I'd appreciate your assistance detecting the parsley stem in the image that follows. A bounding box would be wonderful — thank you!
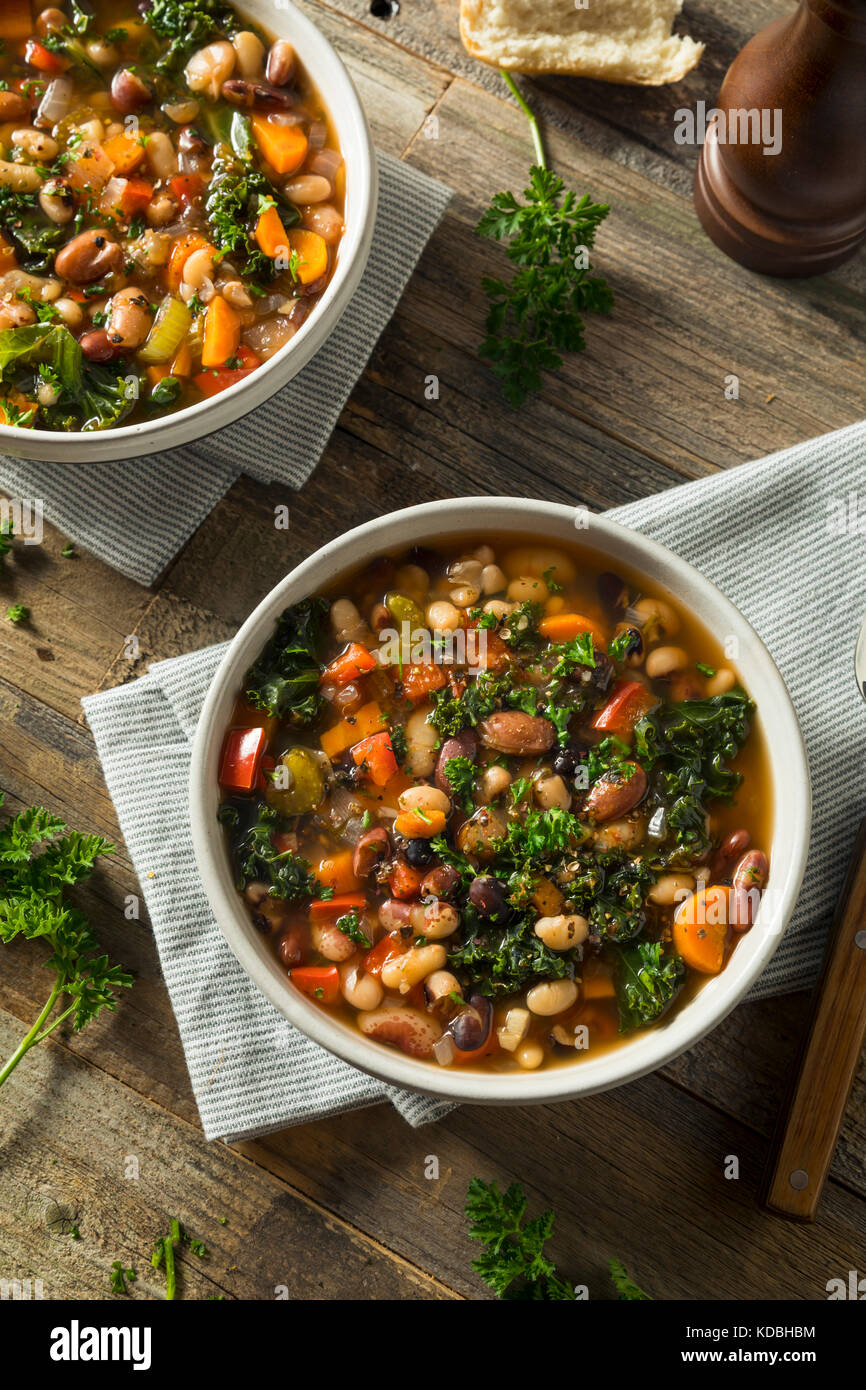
[0,979,62,1087]
[500,70,546,169]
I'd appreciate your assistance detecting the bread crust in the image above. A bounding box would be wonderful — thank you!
[459,0,704,86]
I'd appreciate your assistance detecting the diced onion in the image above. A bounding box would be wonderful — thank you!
[37,77,73,128]
[308,120,327,150]
[433,1034,456,1067]
[309,147,342,183]
[138,295,192,365]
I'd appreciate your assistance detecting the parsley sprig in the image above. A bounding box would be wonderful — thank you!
[476,72,614,408]
[0,797,132,1089]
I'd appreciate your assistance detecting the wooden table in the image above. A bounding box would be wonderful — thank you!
[2,0,865,1301]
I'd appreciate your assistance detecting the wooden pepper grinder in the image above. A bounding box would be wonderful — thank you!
[694,0,866,276]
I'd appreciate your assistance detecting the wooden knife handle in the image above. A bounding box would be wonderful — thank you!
[763,816,866,1220]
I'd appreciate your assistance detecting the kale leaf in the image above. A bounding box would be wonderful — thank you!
[244,597,330,724]
[218,802,316,901]
[615,940,684,1032]
[146,0,239,74]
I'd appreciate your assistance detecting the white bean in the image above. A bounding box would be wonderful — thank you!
[648,872,696,906]
[534,774,571,812]
[185,40,236,101]
[526,978,578,1016]
[516,1040,545,1069]
[380,944,447,993]
[633,597,680,639]
[398,784,450,816]
[706,667,736,696]
[232,30,265,79]
[507,575,548,603]
[481,563,507,595]
[12,127,58,160]
[426,599,461,631]
[145,131,177,182]
[339,960,383,1011]
[533,914,589,951]
[284,174,332,204]
[0,161,41,192]
[405,704,438,778]
[480,764,511,801]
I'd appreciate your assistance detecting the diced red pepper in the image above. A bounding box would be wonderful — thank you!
[592,680,658,740]
[290,965,340,1005]
[170,173,204,207]
[321,642,377,686]
[24,39,67,73]
[193,345,261,398]
[350,730,398,787]
[219,726,267,792]
[363,932,407,978]
[309,892,367,918]
[388,858,426,900]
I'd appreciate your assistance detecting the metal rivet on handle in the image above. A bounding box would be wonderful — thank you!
[789,1169,809,1190]
[855,931,866,950]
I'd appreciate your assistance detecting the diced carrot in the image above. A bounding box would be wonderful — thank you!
[170,173,204,206]
[25,38,67,73]
[538,612,606,645]
[167,233,212,293]
[393,808,446,839]
[0,234,16,273]
[322,642,377,686]
[673,886,730,974]
[201,296,241,369]
[120,177,153,215]
[170,341,193,377]
[255,203,290,259]
[289,965,340,1004]
[250,113,308,174]
[581,956,616,1000]
[388,859,426,901]
[350,730,397,787]
[287,228,328,286]
[309,893,367,918]
[0,0,32,40]
[319,701,386,760]
[363,932,407,978]
[192,344,260,397]
[472,629,510,671]
[593,680,658,740]
[102,131,146,176]
[402,662,447,703]
[146,364,171,386]
[0,390,35,427]
[315,850,360,896]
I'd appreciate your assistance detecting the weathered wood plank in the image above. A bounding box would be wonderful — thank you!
[0,1013,457,1300]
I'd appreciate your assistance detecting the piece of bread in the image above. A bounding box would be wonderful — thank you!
[460,0,704,85]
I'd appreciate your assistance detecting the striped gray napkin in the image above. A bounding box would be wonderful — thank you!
[0,152,452,586]
[82,418,865,1141]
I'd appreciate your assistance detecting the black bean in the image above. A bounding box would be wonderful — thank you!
[405,837,434,867]
[468,875,510,922]
[449,994,493,1053]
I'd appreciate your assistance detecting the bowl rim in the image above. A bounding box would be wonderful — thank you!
[189,497,812,1104]
[0,0,377,461]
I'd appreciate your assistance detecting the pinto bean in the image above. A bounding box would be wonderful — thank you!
[311,920,357,962]
[352,826,390,878]
[266,38,296,86]
[54,229,123,284]
[434,730,478,794]
[276,926,307,968]
[107,287,153,350]
[378,898,412,931]
[358,1005,442,1057]
[478,711,556,755]
[0,91,31,121]
[711,828,751,881]
[731,850,769,930]
[585,763,647,823]
[110,68,153,114]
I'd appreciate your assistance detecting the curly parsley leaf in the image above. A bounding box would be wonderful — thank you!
[465,1177,575,1300]
[609,1257,652,1300]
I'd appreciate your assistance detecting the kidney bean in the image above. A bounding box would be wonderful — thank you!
[54,229,123,283]
[434,729,478,795]
[266,38,295,86]
[448,994,493,1053]
[79,329,119,362]
[420,864,460,899]
[0,91,30,121]
[110,67,153,113]
[352,826,389,878]
[358,1006,442,1057]
[478,711,556,755]
[711,828,751,881]
[221,77,293,108]
[585,763,647,822]
[468,875,510,922]
[277,926,307,968]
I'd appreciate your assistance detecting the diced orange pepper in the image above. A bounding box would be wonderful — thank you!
[170,173,204,206]
[593,680,658,740]
[102,131,147,176]
[315,850,361,896]
[393,808,446,839]
[402,662,447,703]
[287,228,328,286]
[201,296,241,369]
[25,38,67,73]
[250,114,308,174]
[322,642,377,686]
[320,701,386,760]
[120,177,154,215]
[388,859,426,900]
[350,730,397,787]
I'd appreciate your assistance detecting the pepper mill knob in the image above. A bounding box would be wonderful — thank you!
[694,0,866,276]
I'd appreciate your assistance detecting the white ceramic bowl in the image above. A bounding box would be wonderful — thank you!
[0,0,376,463]
[189,498,811,1105]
